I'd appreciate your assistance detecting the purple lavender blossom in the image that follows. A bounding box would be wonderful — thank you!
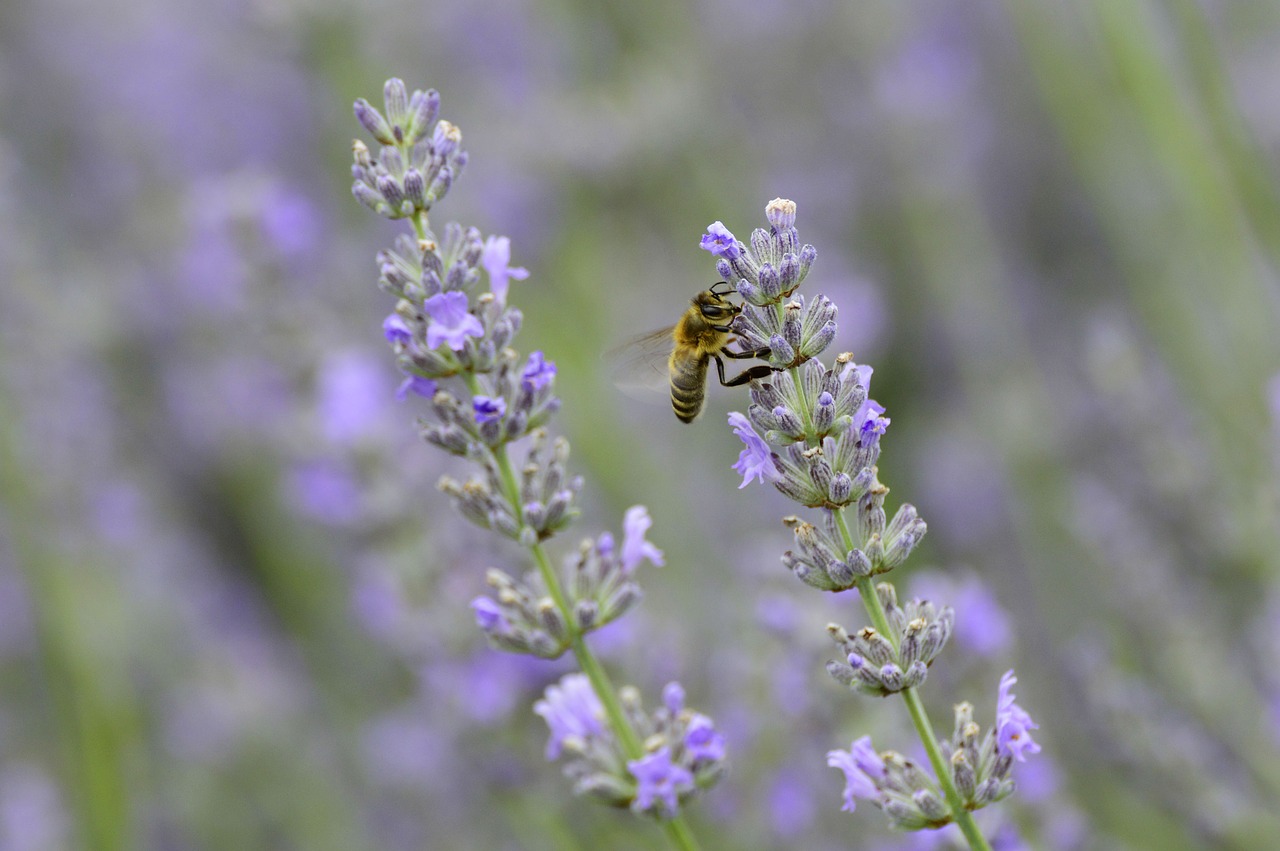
[859,401,890,445]
[684,714,726,762]
[995,670,1041,762]
[728,412,779,488]
[481,235,529,302]
[534,674,606,760]
[285,461,362,524]
[826,736,886,812]
[620,505,664,571]
[423,291,484,350]
[395,375,437,401]
[663,681,685,713]
[699,220,742,260]
[471,597,512,634]
[521,351,556,391]
[473,396,506,423]
[382,313,412,345]
[848,365,890,444]
[628,746,694,818]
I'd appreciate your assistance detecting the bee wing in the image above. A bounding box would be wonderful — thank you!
[606,326,674,399]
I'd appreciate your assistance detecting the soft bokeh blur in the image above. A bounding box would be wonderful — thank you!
[3,0,1280,848]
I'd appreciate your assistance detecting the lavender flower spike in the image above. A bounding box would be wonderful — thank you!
[352,80,723,845]
[704,200,1032,846]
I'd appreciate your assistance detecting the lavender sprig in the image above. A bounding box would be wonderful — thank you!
[704,200,1041,849]
[349,80,717,850]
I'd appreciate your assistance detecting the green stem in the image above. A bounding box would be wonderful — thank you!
[833,511,991,851]
[462,371,700,851]
[899,688,991,851]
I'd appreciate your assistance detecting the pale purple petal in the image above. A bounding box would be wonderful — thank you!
[423,291,484,351]
[728,412,779,488]
[621,505,664,571]
[482,235,529,302]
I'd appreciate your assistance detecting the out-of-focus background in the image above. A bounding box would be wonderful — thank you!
[3,0,1280,848]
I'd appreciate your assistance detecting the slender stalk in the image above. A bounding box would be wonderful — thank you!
[462,372,701,851]
[833,511,992,851]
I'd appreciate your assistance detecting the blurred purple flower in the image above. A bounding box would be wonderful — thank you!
[620,505,664,571]
[473,395,506,423]
[350,568,407,643]
[395,374,437,401]
[699,221,741,260]
[995,670,1041,762]
[258,186,322,259]
[663,681,685,713]
[628,746,693,818]
[361,711,453,788]
[534,674,606,760]
[767,767,816,839]
[520,350,556,391]
[481,235,529,302]
[285,461,362,525]
[423,651,543,726]
[164,356,291,452]
[471,597,511,634]
[0,764,69,851]
[728,412,778,488]
[826,735,885,813]
[423,291,484,351]
[910,571,1011,658]
[177,225,247,313]
[1013,752,1061,803]
[382,313,412,345]
[317,349,392,445]
[683,714,726,762]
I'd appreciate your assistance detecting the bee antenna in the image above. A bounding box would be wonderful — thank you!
[710,280,733,295]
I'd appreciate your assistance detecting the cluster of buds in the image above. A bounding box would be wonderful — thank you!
[380,227,528,385]
[535,675,727,819]
[470,506,663,655]
[701,200,826,372]
[824,584,954,695]
[779,483,927,590]
[421,348,560,454]
[351,79,466,219]
[438,427,580,542]
[827,671,1039,829]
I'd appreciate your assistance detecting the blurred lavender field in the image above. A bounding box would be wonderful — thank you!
[3,0,1280,848]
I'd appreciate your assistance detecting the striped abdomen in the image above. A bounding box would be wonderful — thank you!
[669,348,711,423]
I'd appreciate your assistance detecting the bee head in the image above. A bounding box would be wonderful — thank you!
[694,282,742,323]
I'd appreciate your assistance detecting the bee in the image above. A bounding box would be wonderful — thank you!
[613,282,775,423]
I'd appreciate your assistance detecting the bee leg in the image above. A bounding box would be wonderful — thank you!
[714,355,779,387]
[722,345,772,360]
